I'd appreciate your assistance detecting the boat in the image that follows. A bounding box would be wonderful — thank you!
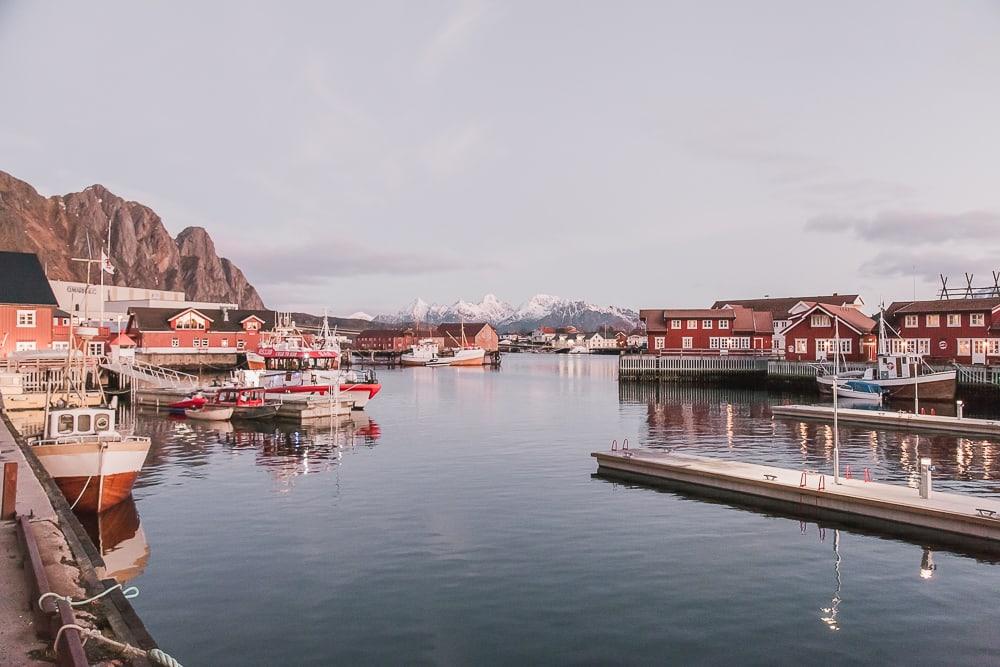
[833,379,884,403]
[209,386,279,420]
[184,405,234,421]
[568,346,591,355]
[168,392,209,412]
[815,305,957,400]
[401,339,441,366]
[30,405,151,513]
[426,356,454,368]
[439,322,486,366]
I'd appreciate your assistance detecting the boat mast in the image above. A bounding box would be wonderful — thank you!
[878,302,888,356]
[833,315,840,485]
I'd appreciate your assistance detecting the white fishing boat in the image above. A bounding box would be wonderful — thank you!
[30,406,151,513]
[401,339,441,366]
[184,405,234,421]
[833,379,884,404]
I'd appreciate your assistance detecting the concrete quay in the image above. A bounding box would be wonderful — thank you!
[592,448,1000,550]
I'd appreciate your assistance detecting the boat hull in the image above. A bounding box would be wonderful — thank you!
[817,371,957,400]
[449,349,486,366]
[232,405,279,420]
[185,406,234,421]
[34,439,150,513]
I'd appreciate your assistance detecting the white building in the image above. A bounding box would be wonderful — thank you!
[49,280,237,320]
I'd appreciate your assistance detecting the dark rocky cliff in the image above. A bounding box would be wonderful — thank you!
[0,170,264,309]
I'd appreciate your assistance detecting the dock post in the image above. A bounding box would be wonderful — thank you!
[956,400,964,420]
[2,461,16,520]
[919,458,933,499]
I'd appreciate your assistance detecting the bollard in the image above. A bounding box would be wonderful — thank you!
[800,472,808,488]
[611,439,618,451]
[919,458,933,499]
[817,475,826,491]
[1,461,16,520]
[930,408,936,416]
[844,465,852,479]
[864,468,872,482]
[956,400,964,420]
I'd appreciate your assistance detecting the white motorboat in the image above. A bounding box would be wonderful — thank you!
[184,405,234,421]
[401,339,441,366]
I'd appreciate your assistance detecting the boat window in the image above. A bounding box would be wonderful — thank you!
[77,414,92,431]
[58,414,74,433]
[95,414,110,431]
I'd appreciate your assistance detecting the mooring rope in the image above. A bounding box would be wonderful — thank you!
[68,475,93,510]
[53,623,184,667]
[38,582,138,610]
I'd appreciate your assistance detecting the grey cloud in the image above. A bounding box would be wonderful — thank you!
[807,210,1000,244]
[859,247,999,281]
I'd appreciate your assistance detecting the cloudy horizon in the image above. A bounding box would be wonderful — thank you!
[2,1,999,315]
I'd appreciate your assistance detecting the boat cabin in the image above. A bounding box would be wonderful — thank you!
[877,354,927,381]
[46,407,117,439]
[261,351,339,372]
[213,387,269,406]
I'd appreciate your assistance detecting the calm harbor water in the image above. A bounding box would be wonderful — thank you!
[116,355,1000,665]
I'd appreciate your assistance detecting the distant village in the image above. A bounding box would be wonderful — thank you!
[3,249,1000,368]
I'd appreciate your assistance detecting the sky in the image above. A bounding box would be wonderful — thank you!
[2,1,1000,316]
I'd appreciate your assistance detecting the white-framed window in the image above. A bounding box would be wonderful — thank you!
[971,313,986,327]
[173,313,207,330]
[16,310,36,328]
[193,338,201,348]
[926,314,940,327]
[702,319,713,329]
[671,319,682,329]
[917,339,930,355]
[958,339,971,356]
[201,338,209,347]
[51,341,69,351]
[947,314,961,327]
[15,341,36,351]
[686,320,697,329]
[989,339,1000,355]
[653,336,665,350]
[811,314,831,328]
[171,337,179,348]
[88,341,104,356]
[904,314,918,328]
[221,338,229,347]
[837,339,852,353]
[237,339,246,350]
[682,337,693,349]
[795,339,807,353]
[718,320,729,330]
[709,337,720,349]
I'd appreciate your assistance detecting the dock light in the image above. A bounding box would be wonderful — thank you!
[956,400,964,420]
[919,458,933,499]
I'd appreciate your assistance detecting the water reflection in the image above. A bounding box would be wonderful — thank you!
[78,497,150,584]
[626,383,1000,497]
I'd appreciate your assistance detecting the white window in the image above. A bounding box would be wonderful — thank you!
[671,319,682,329]
[926,314,940,327]
[237,340,246,350]
[811,314,831,328]
[16,310,36,328]
[686,320,697,329]
[838,339,852,353]
[904,314,918,328]
[201,338,209,347]
[709,337,720,349]
[171,338,180,348]
[51,341,69,351]
[174,313,207,330]
[971,313,986,327]
[947,314,961,327]
[88,342,104,356]
[682,337,693,349]
[795,339,807,353]
[193,338,201,348]
[702,319,713,329]
[15,341,36,351]
[989,339,1000,355]
[221,338,229,347]
[653,336,665,350]
[958,339,971,356]
[917,339,930,355]
[718,320,729,330]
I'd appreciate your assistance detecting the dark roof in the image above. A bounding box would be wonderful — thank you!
[54,308,71,318]
[128,307,277,332]
[436,322,493,341]
[712,294,861,319]
[662,309,737,319]
[0,251,58,306]
[782,302,876,335]
[886,298,1000,317]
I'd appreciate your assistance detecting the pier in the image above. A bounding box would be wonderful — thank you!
[592,448,1000,549]
[771,404,1000,437]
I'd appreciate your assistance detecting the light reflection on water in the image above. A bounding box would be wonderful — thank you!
[120,355,1000,665]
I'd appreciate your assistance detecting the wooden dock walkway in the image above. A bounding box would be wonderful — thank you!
[592,448,1000,547]
[771,404,1000,437]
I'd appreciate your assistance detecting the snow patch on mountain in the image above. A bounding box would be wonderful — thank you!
[374,294,638,331]
[344,311,374,321]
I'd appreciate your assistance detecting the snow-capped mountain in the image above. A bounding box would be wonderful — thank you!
[374,294,638,332]
[344,311,374,321]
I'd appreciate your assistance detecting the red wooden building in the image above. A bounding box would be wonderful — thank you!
[884,298,1000,365]
[779,303,877,362]
[0,251,60,357]
[126,307,270,354]
[639,306,773,354]
[436,322,499,352]
[355,329,415,351]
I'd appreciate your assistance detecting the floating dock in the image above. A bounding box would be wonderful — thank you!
[592,448,1000,547]
[134,387,356,420]
[771,404,1000,437]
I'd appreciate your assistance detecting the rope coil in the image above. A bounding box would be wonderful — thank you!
[53,624,184,667]
[38,582,138,611]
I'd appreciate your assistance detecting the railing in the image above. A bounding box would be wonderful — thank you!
[619,354,768,378]
[651,348,777,358]
[101,358,199,388]
[954,364,1000,386]
[767,360,873,378]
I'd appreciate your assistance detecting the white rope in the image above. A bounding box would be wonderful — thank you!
[68,475,93,510]
[38,582,138,610]
[53,623,184,666]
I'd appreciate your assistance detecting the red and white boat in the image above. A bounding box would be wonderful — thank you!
[247,312,381,409]
[30,406,151,514]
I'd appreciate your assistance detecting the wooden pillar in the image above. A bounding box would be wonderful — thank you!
[1,461,16,520]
